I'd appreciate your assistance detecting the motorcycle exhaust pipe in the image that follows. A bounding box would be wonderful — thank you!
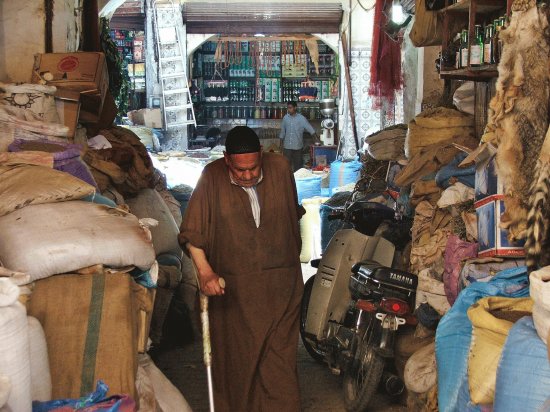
[381,372,405,397]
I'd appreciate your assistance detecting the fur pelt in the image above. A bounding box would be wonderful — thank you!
[485,0,550,242]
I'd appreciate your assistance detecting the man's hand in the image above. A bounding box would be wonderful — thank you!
[198,270,225,296]
[187,243,225,296]
[312,133,322,145]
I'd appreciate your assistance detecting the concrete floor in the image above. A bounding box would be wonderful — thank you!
[153,264,407,412]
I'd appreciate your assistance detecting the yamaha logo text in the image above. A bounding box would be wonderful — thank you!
[389,272,413,285]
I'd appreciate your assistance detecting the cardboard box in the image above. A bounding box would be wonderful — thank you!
[32,52,109,123]
[143,108,162,128]
[129,108,162,129]
[474,151,504,204]
[476,195,525,258]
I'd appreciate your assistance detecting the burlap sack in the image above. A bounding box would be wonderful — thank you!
[405,120,475,160]
[414,107,474,129]
[467,296,533,404]
[0,163,95,217]
[27,273,141,400]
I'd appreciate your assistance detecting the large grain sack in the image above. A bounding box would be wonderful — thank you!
[404,342,437,394]
[0,376,10,410]
[416,269,450,316]
[0,278,31,412]
[405,119,475,159]
[27,273,139,400]
[494,317,550,412]
[27,316,51,402]
[529,266,550,344]
[126,188,182,259]
[467,296,533,405]
[0,201,155,281]
[138,354,192,412]
[436,267,530,412]
[300,197,326,263]
[365,124,407,161]
[0,164,95,217]
[0,106,69,152]
[415,107,474,129]
[0,82,60,123]
[157,189,182,226]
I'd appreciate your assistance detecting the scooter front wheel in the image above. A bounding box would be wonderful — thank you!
[342,342,384,411]
[299,275,325,363]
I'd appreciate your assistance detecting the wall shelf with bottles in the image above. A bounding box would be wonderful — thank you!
[191,38,338,123]
[439,0,510,81]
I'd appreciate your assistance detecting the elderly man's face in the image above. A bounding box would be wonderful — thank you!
[224,151,262,187]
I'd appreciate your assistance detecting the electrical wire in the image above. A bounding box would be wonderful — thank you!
[357,0,376,11]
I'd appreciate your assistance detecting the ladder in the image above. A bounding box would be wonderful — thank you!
[152,1,196,129]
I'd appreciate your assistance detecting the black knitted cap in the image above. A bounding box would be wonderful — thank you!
[225,126,261,154]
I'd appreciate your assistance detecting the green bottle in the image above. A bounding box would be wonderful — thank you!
[460,30,469,68]
[470,25,483,66]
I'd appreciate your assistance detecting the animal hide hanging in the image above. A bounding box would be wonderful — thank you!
[484,0,550,247]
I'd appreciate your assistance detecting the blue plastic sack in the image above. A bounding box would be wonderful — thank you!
[436,266,530,412]
[81,193,117,208]
[131,266,157,288]
[295,175,322,204]
[329,158,362,195]
[493,316,550,412]
[33,380,135,412]
[435,152,476,189]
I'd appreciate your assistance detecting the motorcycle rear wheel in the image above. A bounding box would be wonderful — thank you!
[299,275,325,363]
[342,343,384,411]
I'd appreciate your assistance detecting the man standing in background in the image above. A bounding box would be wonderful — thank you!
[279,101,319,171]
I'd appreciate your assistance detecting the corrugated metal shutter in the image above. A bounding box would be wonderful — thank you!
[183,2,343,34]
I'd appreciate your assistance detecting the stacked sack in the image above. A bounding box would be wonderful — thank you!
[393,107,480,410]
[0,86,191,409]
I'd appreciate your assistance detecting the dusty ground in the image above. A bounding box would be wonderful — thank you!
[154,338,407,412]
[153,264,408,411]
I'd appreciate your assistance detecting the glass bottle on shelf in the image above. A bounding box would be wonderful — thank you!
[255,106,260,119]
[484,24,494,65]
[470,25,483,67]
[492,19,502,64]
[460,29,469,68]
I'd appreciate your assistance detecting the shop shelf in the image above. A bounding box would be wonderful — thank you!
[439,64,498,80]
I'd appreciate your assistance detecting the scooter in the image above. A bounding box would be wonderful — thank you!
[300,190,416,411]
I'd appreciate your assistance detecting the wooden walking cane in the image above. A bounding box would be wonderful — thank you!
[192,261,225,412]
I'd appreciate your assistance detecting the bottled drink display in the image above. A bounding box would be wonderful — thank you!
[450,15,507,70]
[191,40,338,121]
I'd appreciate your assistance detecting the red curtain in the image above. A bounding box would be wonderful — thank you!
[368,0,403,115]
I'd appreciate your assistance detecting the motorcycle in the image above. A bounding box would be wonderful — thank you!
[300,188,416,411]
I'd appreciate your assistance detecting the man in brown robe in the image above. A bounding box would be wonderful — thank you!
[179,126,304,412]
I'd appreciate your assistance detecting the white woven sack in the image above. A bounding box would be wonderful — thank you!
[126,188,182,259]
[0,201,156,281]
[0,164,95,217]
[0,376,10,410]
[0,106,69,153]
[27,317,51,402]
[404,342,437,394]
[530,267,550,344]
[300,197,325,263]
[0,82,60,123]
[0,278,31,412]
[139,354,192,412]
